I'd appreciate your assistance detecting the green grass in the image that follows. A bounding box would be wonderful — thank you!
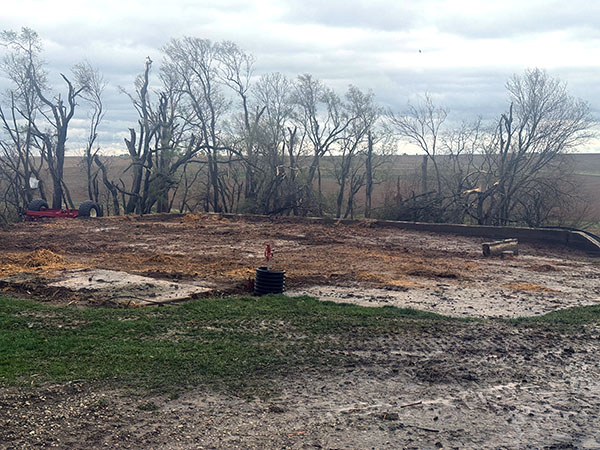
[512,304,600,326]
[2,295,598,393]
[0,295,445,391]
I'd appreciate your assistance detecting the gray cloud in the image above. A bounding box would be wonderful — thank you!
[0,0,598,154]
[434,0,600,39]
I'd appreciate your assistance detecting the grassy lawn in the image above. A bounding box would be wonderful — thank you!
[511,304,600,326]
[1,295,599,393]
[0,295,445,392]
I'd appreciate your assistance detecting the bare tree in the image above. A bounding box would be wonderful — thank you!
[0,28,47,215]
[92,154,120,215]
[246,72,298,214]
[1,28,108,214]
[333,86,379,218]
[118,56,202,214]
[118,58,159,214]
[31,71,86,210]
[388,93,447,196]
[163,37,231,213]
[216,41,259,204]
[473,69,593,225]
[293,74,357,215]
[73,62,106,205]
[363,128,397,219]
[436,118,483,222]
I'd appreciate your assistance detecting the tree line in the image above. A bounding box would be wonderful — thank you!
[0,28,595,227]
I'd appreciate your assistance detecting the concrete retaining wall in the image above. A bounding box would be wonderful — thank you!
[134,212,600,255]
[216,213,600,255]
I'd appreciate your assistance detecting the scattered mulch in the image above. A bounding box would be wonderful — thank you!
[0,213,594,310]
[526,263,559,272]
[25,249,65,267]
[504,282,559,293]
[0,249,76,277]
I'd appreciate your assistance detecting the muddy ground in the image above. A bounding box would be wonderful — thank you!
[0,213,599,317]
[1,213,600,448]
[2,320,600,449]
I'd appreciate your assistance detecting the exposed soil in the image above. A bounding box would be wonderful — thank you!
[2,213,600,448]
[1,213,599,316]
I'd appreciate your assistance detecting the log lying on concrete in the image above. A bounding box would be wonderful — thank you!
[482,239,518,257]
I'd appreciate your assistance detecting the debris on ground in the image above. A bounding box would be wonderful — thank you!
[0,214,598,317]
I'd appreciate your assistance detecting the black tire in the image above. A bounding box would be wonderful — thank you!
[78,200,103,218]
[28,199,49,211]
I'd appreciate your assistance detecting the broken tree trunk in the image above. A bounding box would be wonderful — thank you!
[482,239,518,257]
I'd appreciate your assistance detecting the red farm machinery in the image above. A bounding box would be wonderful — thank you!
[25,199,103,220]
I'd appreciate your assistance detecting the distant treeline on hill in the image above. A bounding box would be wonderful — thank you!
[0,29,596,227]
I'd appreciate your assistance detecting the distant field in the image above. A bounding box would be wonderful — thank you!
[572,153,600,174]
[30,153,600,223]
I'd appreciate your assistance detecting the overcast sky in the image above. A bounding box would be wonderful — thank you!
[1,0,599,154]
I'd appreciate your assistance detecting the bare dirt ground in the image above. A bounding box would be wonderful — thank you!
[0,213,599,317]
[1,213,600,449]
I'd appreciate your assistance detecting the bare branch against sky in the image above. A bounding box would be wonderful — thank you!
[1,0,598,153]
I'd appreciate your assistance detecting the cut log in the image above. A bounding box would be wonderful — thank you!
[482,239,518,257]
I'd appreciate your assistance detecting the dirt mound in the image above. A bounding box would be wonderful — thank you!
[0,249,73,278]
[25,249,65,268]
[225,267,255,279]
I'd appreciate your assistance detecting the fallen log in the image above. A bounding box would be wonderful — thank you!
[482,238,518,257]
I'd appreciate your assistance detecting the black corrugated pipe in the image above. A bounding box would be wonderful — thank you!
[254,267,285,296]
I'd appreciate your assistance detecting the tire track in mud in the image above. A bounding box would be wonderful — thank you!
[2,306,599,448]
